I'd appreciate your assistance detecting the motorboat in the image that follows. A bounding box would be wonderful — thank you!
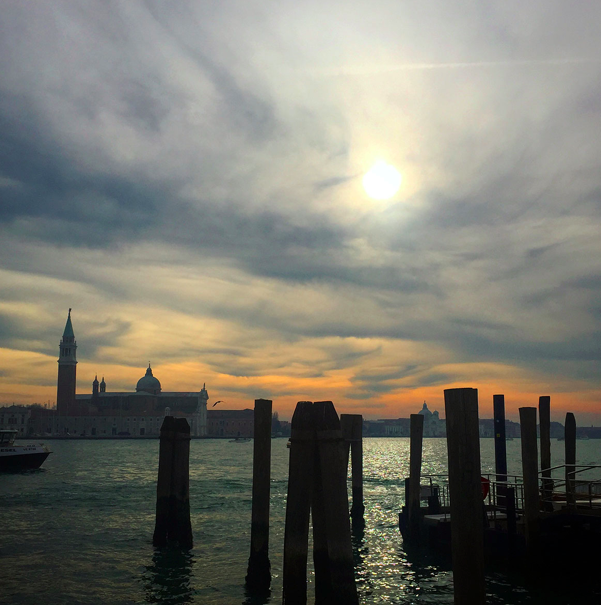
[0,429,51,471]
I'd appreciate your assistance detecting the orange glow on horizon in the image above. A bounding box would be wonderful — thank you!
[1,347,598,424]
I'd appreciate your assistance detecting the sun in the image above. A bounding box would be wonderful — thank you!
[362,160,402,200]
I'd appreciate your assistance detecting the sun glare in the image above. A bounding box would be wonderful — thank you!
[362,161,402,200]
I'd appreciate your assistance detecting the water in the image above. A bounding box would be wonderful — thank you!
[1,438,599,604]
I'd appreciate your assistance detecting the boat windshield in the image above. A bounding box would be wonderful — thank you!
[0,430,17,445]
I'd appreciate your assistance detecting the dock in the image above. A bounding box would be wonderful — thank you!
[399,389,601,602]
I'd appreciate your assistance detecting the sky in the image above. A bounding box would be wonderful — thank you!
[1,1,600,423]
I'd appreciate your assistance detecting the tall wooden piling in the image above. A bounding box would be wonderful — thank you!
[154,416,177,547]
[519,407,540,548]
[493,394,508,508]
[539,396,553,510]
[153,416,193,549]
[283,402,314,605]
[283,401,358,605]
[493,394,507,482]
[246,398,273,591]
[341,413,365,529]
[313,402,358,605]
[407,414,424,541]
[340,414,353,462]
[444,388,486,605]
[565,412,576,507]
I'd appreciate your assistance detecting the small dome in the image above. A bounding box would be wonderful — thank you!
[418,401,432,416]
[136,364,161,394]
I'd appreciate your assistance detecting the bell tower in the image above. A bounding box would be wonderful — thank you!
[57,309,77,416]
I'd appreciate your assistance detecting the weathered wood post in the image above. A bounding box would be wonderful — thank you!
[565,412,576,508]
[153,416,193,549]
[341,413,365,529]
[283,401,358,605]
[340,414,353,462]
[313,402,358,605]
[283,402,314,605]
[351,414,364,528]
[538,396,553,511]
[172,418,193,548]
[154,416,176,547]
[246,398,273,591]
[493,394,508,508]
[407,413,424,542]
[519,407,540,549]
[444,388,486,605]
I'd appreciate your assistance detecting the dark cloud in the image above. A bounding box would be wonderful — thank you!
[313,174,356,192]
[0,314,22,346]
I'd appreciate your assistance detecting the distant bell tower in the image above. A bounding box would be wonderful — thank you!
[57,309,77,416]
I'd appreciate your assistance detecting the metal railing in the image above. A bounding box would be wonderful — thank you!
[417,465,601,518]
[538,464,601,511]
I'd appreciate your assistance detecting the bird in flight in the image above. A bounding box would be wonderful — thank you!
[212,400,223,407]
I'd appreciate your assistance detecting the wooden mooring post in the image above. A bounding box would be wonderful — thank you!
[565,412,576,507]
[283,401,358,605]
[493,394,508,507]
[246,398,272,591]
[444,388,486,605]
[407,414,424,541]
[153,416,193,549]
[539,396,553,511]
[519,407,540,549]
[340,413,365,529]
[506,485,518,542]
[282,402,314,605]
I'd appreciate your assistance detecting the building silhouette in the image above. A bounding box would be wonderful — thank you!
[56,309,77,416]
[44,311,209,437]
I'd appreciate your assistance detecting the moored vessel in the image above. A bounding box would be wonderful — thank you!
[0,429,51,471]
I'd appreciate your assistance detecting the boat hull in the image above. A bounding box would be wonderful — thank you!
[0,450,51,471]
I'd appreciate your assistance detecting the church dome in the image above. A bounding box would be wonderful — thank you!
[418,401,432,416]
[136,364,161,394]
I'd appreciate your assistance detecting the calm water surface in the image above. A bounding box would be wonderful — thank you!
[1,438,599,604]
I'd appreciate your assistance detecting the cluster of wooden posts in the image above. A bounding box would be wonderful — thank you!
[151,399,364,604]
[403,388,587,605]
[151,387,591,605]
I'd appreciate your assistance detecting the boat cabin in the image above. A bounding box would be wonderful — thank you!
[0,430,17,446]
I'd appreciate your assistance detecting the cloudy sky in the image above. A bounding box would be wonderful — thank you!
[1,1,600,422]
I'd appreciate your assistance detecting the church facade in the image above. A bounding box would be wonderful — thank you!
[417,401,446,437]
[49,311,208,437]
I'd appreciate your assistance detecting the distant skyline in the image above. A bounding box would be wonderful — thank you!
[1,2,600,423]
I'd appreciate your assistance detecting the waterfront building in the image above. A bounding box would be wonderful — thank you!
[74,367,209,437]
[0,405,31,436]
[418,401,446,437]
[42,311,210,436]
[363,404,446,437]
[207,409,254,438]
